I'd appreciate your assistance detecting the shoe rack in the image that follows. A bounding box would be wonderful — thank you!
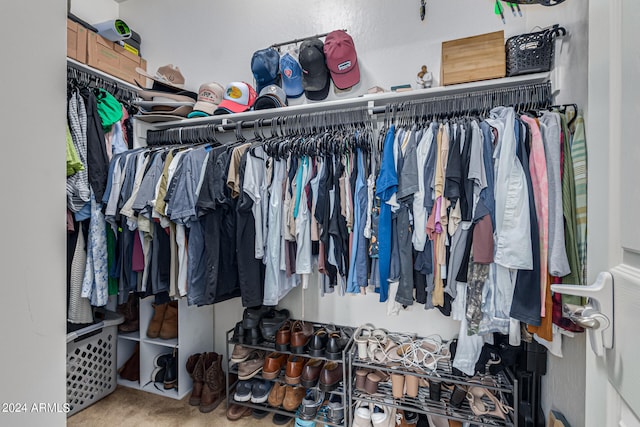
[347,336,518,427]
[224,321,353,427]
[117,296,214,400]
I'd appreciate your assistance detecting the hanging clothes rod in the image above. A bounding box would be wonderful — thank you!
[271,29,348,48]
[67,59,139,102]
[145,81,553,146]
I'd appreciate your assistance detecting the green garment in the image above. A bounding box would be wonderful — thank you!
[66,125,84,176]
[571,115,588,285]
[96,88,123,133]
[560,113,582,306]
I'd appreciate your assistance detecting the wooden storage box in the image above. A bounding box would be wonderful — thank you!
[87,31,147,85]
[67,19,88,63]
[441,30,506,86]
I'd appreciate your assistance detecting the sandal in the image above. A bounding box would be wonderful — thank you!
[369,339,400,364]
[353,323,375,360]
[466,378,512,420]
[367,328,389,361]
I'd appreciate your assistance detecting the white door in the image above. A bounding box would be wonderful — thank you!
[584,1,640,426]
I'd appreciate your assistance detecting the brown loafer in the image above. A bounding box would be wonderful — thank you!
[226,403,253,420]
[282,385,306,412]
[319,361,343,392]
[268,381,287,407]
[284,354,306,385]
[300,359,325,388]
[290,320,313,353]
[262,352,287,379]
[275,320,292,352]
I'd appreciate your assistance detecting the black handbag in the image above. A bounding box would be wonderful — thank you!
[505,24,566,77]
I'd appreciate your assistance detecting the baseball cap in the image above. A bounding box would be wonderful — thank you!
[280,52,304,98]
[135,64,185,90]
[135,64,198,101]
[251,48,281,93]
[187,82,224,118]
[299,38,331,101]
[254,84,288,110]
[323,30,360,90]
[214,82,257,115]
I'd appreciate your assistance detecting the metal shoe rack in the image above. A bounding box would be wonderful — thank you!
[225,320,355,426]
[347,338,518,427]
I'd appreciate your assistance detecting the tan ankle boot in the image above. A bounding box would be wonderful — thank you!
[159,301,178,340]
[147,303,168,338]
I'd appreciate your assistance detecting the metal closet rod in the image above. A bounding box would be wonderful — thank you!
[67,63,139,101]
[270,29,348,48]
[145,82,552,146]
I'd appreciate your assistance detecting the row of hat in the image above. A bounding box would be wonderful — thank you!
[132,30,360,123]
[251,29,360,102]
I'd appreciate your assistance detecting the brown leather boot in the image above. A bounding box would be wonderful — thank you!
[118,343,140,382]
[159,301,178,340]
[199,353,225,413]
[147,303,168,338]
[119,295,139,333]
[186,353,203,406]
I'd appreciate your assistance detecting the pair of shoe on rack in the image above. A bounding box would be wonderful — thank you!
[267,382,306,412]
[275,321,350,358]
[353,402,417,427]
[449,375,513,421]
[185,352,226,413]
[354,368,390,395]
[353,324,451,371]
[232,306,290,345]
[145,349,178,390]
[147,301,178,340]
[260,352,344,391]
[117,293,139,333]
[296,390,344,424]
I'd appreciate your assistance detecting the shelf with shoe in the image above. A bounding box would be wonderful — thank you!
[347,327,518,427]
[115,294,214,400]
[224,311,353,427]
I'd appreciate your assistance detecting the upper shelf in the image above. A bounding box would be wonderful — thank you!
[149,72,551,130]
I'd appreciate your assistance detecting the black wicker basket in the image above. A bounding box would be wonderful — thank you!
[505,25,566,77]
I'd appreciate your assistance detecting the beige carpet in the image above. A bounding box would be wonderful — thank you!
[67,385,293,427]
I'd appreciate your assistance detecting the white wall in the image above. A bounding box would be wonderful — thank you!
[69,0,119,26]
[120,1,589,424]
[1,2,67,427]
[121,0,565,97]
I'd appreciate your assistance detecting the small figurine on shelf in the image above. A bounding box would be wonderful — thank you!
[416,65,433,89]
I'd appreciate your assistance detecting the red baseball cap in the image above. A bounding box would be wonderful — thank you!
[214,81,257,114]
[323,30,360,90]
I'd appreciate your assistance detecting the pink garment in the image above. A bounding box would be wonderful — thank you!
[522,115,549,316]
[434,196,443,234]
[67,209,75,232]
[426,202,438,241]
[132,231,145,272]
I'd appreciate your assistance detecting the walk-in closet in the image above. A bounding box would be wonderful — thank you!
[3,1,640,427]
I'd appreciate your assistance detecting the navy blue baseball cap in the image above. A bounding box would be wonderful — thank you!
[251,47,281,94]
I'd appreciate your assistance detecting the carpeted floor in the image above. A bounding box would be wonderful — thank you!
[67,385,293,427]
